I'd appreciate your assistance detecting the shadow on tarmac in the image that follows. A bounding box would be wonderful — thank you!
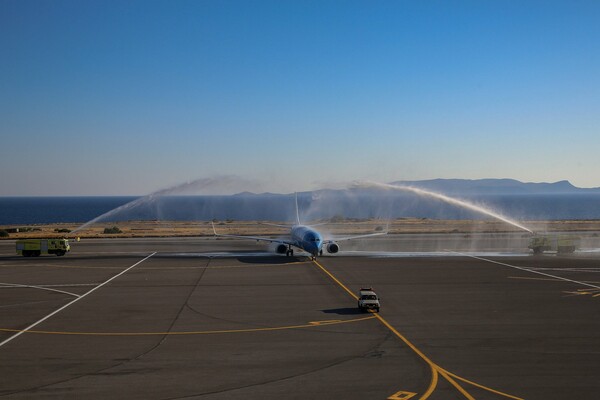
[321,307,363,315]
[236,256,306,264]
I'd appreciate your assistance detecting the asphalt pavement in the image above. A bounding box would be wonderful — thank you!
[0,236,598,399]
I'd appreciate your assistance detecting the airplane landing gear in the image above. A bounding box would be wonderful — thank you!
[286,247,294,257]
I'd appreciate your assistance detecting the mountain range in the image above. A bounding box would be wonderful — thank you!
[388,179,600,195]
[4,179,600,225]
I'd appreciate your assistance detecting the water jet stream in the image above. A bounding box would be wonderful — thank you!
[352,181,533,234]
[71,176,260,234]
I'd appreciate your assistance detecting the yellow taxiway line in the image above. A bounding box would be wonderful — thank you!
[312,259,524,400]
[0,315,376,336]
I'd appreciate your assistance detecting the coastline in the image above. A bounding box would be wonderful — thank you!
[2,218,600,239]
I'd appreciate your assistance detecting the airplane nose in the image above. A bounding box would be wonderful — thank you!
[314,241,322,255]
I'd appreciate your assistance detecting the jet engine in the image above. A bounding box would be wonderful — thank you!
[326,243,339,254]
[275,244,288,254]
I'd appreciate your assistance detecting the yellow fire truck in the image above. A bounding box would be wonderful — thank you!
[528,235,579,255]
[16,239,71,257]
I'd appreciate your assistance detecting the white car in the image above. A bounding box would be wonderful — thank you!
[358,288,380,312]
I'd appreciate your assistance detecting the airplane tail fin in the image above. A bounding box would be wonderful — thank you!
[295,192,301,225]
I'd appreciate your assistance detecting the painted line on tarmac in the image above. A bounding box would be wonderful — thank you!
[142,261,310,270]
[450,251,600,290]
[0,263,124,270]
[563,290,600,298]
[312,259,524,400]
[31,283,99,287]
[69,251,154,254]
[0,252,156,349]
[523,267,600,273]
[508,276,600,285]
[0,300,54,309]
[0,261,308,270]
[0,282,80,297]
[0,315,375,336]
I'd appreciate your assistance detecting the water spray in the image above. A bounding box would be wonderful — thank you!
[351,181,534,234]
[71,176,262,234]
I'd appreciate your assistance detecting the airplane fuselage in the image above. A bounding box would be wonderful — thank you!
[211,193,384,258]
[290,225,323,257]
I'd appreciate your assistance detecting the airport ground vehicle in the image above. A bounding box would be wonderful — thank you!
[528,235,579,254]
[358,288,380,312]
[16,239,71,257]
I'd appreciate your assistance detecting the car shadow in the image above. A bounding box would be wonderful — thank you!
[321,307,363,315]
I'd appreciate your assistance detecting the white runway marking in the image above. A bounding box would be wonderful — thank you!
[522,267,600,273]
[0,282,80,297]
[32,283,99,287]
[451,251,600,290]
[342,251,528,258]
[0,252,156,349]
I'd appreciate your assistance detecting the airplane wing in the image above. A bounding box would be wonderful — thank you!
[258,222,294,228]
[258,221,329,228]
[323,231,387,243]
[212,223,296,246]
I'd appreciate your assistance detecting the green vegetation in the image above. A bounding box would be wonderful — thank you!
[103,226,123,234]
[5,227,41,233]
[0,230,9,238]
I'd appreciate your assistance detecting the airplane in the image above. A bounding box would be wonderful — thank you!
[211,193,387,259]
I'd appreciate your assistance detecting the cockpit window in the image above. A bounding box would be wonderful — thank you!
[304,233,320,242]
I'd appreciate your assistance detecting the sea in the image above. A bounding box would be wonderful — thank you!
[1,194,600,225]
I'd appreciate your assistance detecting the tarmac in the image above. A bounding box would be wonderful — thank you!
[0,235,599,399]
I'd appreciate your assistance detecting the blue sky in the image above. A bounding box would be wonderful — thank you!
[1,0,599,195]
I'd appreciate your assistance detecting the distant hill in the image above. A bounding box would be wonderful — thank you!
[3,179,600,224]
[389,179,600,195]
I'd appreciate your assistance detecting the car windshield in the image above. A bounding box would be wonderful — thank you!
[361,295,377,300]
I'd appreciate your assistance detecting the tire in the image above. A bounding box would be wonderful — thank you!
[56,250,65,257]
[34,251,41,257]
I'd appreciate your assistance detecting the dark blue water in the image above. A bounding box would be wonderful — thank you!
[0,197,138,225]
[1,193,599,225]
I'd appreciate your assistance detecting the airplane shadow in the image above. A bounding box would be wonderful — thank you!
[321,307,363,315]
[236,256,307,264]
